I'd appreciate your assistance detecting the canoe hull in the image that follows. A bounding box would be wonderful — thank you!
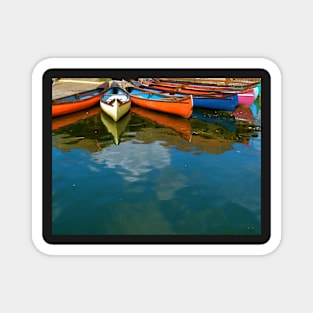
[128,92,193,118]
[131,80,237,112]
[52,83,108,117]
[53,94,103,117]
[100,85,131,121]
[193,95,238,112]
[238,91,255,106]
[140,79,257,107]
[100,98,131,122]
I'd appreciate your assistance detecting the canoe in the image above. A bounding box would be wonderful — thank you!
[155,77,261,86]
[191,94,238,111]
[237,90,255,106]
[52,82,109,117]
[141,79,257,107]
[131,80,238,112]
[125,86,193,118]
[139,79,223,96]
[100,111,131,144]
[100,83,131,122]
[153,78,260,91]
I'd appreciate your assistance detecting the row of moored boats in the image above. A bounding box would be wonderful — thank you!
[52,78,261,122]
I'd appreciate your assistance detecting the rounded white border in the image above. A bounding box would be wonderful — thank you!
[32,58,281,255]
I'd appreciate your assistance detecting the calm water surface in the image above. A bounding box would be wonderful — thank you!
[52,100,261,235]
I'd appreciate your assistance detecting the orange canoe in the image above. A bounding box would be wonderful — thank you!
[52,82,109,117]
[125,86,193,118]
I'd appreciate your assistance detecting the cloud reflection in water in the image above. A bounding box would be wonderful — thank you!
[90,139,171,182]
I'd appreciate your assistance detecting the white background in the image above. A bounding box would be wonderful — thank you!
[1,1,310,312]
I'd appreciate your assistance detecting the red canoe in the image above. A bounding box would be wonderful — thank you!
[141,79,257,107]
[52,82,109,117]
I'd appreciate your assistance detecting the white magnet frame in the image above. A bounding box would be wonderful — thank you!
[32,58,281,255]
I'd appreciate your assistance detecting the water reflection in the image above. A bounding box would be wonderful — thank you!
[233,99,261,124]
[52,105,261,235]
[91,139,171,182]
[52,106,100,131]
[131,106,192,142]
[100,111,131,145]
[52,106,260,156]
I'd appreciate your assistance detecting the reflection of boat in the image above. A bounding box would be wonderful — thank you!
[130,107,244,155]
[192,109,237,133]
[100,82,131,121]
[130,106,251,155]
[140,79,257,107]
[190,105,261,152]
[100,111,131,144]
[188,132,234,155]
[233,105,254,123]
[233,98,261,124]
[52,82,109,117]
[131,80,238,112]
[131,106,192,142]
[52,106,100,131]
[125,86,193,118]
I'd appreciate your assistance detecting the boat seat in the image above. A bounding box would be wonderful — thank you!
[107,95,128,102]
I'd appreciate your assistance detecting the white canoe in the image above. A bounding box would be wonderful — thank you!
[100,86,131,122]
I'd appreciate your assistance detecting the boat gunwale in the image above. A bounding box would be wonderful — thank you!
[152,78,260,90]
[101,85,131,105]
[132,80,240,98]
[52,82,109,105]
[126,85,193,104]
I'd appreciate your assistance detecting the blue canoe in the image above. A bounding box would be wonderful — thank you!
[131,80,238,112]
[191,94,238,111]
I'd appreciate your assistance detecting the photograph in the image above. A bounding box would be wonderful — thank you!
[48,74,266,243]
